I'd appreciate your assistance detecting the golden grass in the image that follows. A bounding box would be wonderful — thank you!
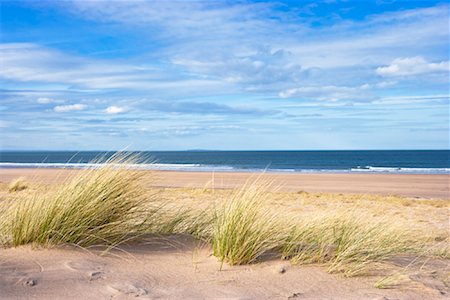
[293,190,448,208]
[0,154,164,247]
[8,177,28,193]
[159,186,445,275]
[374,273,411,289]
[212,181,285,266]
[282,210,422,276]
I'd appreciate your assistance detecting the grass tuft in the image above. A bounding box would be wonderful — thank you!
[374,273,411,289]
[282,210,421,276]
[212,181,286,266]
[8,177,28,193]
[0,154,161,247]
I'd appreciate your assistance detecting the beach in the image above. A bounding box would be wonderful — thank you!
[0,167,449,299]
[0,168,448,199]
[3,0,449,298]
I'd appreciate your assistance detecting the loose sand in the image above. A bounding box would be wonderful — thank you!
[1,235,448,300]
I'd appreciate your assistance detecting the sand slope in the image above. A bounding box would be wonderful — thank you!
[0,235,447,300]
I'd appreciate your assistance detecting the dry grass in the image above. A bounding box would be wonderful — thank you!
[291,190,448,208]
[159,186,445,275]
[374,273,411,289]
[8,177,28,193]
[208,183,427,274]
[0,154,164,247]
[432,244,450,259]
[149,203,214,240]
[282,210,422,276]
[212,181,286,266]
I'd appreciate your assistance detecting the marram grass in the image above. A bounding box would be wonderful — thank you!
[0,154,162,247]
[8,177,28,193]
[212,181,287,266]
[282,210,422,276]
[209,183,424,274]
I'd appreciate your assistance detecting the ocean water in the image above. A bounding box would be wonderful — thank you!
[0,150,449,174]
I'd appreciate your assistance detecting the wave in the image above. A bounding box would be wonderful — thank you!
[0,162,449,174]
[350,166,450,174]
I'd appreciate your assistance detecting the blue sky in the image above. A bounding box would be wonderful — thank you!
[0,0,449,150]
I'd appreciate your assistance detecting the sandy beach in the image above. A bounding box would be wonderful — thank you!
[0,168,448,199]
[0,168,449,299]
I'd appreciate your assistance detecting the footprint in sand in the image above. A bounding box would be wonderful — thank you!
[108,283,148,297]
[23,278,37,287]
[363,294,391,300]
[0,262,41,286]
[88,271,105,281]
[64,260,106,281]
[409,273,449,296]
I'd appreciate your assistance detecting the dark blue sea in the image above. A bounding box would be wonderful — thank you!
[0,150,449,174]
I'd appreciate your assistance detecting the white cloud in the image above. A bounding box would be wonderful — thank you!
[278,85,372,101]
[54,103,87,113]
[374,81,398,88]
[105,105,128,114]
[0,2,448,119]
[0,44,156,89]
[376,57,450,76]
[1,3,448,99]
[65,0,277,36]
[37,97,55,104]
[0,120,10,128]
[278,80,400,101]
[0,43,228,93]
[172,48,306,89]
[288,5,449,69]
[62,1,449,72]
[372,94,449,105]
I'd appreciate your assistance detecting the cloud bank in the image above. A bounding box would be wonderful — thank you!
[0,1,448,150]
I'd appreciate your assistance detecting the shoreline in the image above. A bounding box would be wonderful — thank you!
[1,164,449,175]
[1,168,448,199]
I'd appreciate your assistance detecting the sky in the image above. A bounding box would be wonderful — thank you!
[0,0,449,151]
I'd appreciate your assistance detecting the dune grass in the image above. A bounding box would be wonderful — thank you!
[0,155,441,278]
[374,273,411,289]
[208,182,426,273]
[282,210,421,276]
[212,181,287,266]
[0,154,164,247]
[147,203,214,240]
[8,177,28,193]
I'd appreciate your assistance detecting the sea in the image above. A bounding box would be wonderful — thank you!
[0,150,449,174]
